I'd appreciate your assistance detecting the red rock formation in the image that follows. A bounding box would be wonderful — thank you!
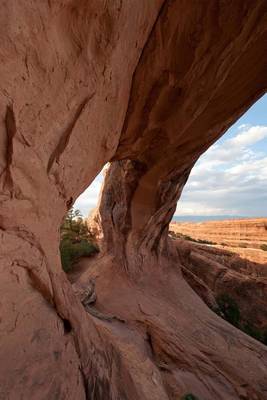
[176,239,267,330]
[170,218,267,249]
[1,1,267,399]
[0,2,164,398]
[222,246,267,265]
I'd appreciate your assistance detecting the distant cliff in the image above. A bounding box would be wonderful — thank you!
[170,218,267,249]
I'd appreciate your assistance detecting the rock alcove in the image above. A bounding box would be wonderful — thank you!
[0,1,267,399]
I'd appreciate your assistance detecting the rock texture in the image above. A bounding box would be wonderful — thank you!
[176,239,267,330]
[1,1,267,399]
[170,218,267,264]
[171,218,267,249]
[221,246,267,265]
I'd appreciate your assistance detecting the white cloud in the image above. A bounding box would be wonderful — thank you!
[176,125,267,217]
[229,126,267,147]
[176,201,237,216]
[238,123,250,130]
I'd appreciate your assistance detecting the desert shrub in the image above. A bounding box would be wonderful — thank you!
[260,244,267,251]
[169,230,178,238]
[215,295,267,345]
[61,208,90,241]
[197,239,215,245]
[242,323,263,342]
[60,238,98,272]
[184,235,195,241]
[60,207,99,272]
[241,324,267,345]
[169,232,196,242]
[169,231,215,245]
[216,294,240,327]
[262,330,267,345]
[181,234,215,245]
[181,394,200,400]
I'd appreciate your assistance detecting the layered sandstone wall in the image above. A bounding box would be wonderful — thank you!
[171,219,267,248]
[170,219,267,264]
[176,239,267,330]
[219,246,267,265]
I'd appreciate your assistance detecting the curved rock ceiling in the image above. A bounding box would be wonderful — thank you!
[0,1,267,399]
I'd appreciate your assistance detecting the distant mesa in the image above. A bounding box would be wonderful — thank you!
[173,215,250,223]
[170,217,267,265]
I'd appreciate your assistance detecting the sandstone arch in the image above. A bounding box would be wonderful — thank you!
[0,1,267,399]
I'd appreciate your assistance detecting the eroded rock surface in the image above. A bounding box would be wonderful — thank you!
[176,239,267,330]
[1,1,267,399]
[170,218,267,264]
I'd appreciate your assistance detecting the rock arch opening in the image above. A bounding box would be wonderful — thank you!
[58,170,106,276]
[74,171,105,219]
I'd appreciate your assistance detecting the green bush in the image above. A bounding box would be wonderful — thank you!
[242,323,263,342]
[241,324,267,345]
[215,294,267,346]
[183,235,194,241]
[169,231,216,246]
[197,239,215,245]
[181,394,200,400]
[216,294,240,327]
[60,238,98,272]
[260,244,267,251]
[60,207,99,272]
[169,230,181,239]
[262,330,267,345]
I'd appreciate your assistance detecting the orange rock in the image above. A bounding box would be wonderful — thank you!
[0,1,267,399]
[176,239,267,330]
[170,218,267,252]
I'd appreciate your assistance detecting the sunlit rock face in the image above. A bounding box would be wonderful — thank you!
[170,218,267,250]
[1,1,267,399]
[170,218,267,265]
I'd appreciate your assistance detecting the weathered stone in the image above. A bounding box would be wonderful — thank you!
[1,1,267,399]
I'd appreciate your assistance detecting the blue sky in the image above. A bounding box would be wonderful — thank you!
[75,94,267,217]
[177,94,267,217]
[214,94,267,149]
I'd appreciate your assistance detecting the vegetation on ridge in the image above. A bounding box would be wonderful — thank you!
[60,207,99,272]
[169,231,215,245]
[181,394,200,400]
[216,293,267,345]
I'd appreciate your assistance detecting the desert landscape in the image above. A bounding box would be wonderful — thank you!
[168,219,267,344]
[170,218,267,264]
[0,1,267,400]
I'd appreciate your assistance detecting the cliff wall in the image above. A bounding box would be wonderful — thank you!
[171,219,267,248]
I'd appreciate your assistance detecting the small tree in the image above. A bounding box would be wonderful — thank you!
[182,394,200,400]
[216,294,240,327]
[61,207,89,241]
[60,207,98,272]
